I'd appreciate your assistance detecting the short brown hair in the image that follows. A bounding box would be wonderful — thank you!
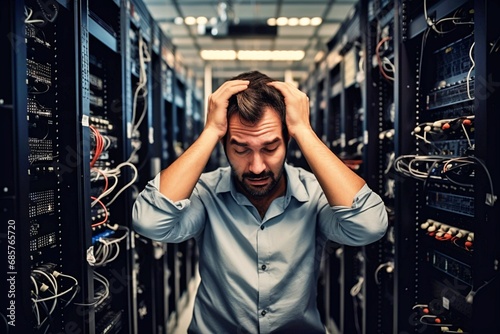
[225,71,288,142]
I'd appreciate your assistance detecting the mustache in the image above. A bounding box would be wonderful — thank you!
[242,171,274,180]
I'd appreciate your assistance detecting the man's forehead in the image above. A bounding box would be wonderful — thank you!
[228,112,282,139]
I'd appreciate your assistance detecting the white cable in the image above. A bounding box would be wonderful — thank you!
[460,122,473,148]
[91,174,118,207]
[93,271,110,306]
[467,42,475,100]
[24,7,45,24]
[32,271,77,303]
[93,225,129,266]
[30,276,41,326]
[419,315,452,327]
[31,269,58,323]
[374,262,393,285]
[350,277,364,296]
[131,35,151,136]
[105,162,138,206]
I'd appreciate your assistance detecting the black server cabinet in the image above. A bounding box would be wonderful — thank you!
[362,0,396,333]
[2,0,202,333]
[2,0,94,333]
[87,0,133,332]
[393,0,500,332]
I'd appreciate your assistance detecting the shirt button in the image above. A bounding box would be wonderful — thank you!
[260,225,265,230]
[261,264,267,270]
[261,310,267,316]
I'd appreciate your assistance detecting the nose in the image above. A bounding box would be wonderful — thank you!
[248,152,266,175]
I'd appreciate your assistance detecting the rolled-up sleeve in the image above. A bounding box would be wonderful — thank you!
[318,184,388,246]
[132,173,206,243]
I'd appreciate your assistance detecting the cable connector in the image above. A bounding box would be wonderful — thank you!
[87,246,96,266]
[39,283,49,292]
[486,193,497,206]
[465,290,475,304]
[426,16,434,27]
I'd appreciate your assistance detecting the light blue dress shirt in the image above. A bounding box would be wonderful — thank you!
[132,163,388,333]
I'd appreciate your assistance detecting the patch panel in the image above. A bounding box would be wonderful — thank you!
[426,79,474,110]
[430,250,472,285]
[426,191,474,217]
[430,139,474,156]
[27,58,52,86]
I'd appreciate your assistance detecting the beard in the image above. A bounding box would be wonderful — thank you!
[231,165,285,199]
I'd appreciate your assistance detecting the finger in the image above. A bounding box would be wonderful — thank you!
[267,81,301,97]
[214,80,250,99]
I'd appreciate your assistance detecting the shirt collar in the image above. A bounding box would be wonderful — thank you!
[214,163,310,203]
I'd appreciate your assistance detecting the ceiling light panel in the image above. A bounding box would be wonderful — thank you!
[200,50,237,60]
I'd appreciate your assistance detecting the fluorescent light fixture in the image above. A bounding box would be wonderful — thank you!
[276,17,288,26]
[299,17,311,26]
[184,16,197,25]
[200,50,237,60]
[288,17,299,26]
[237,50,274,60]
[196,16,208,25]
[267,18,277,26]
[310,17,322,26]
[201,50,305,61]
[266,16,322,26]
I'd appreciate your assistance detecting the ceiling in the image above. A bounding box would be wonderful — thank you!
[142,0,358,83]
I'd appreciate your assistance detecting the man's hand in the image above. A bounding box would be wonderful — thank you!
[269,80,366,206]
[267,81,311,139]
[159,79,247,200]
[206,80,249,139]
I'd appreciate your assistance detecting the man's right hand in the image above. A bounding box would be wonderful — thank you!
[205,80,249,139]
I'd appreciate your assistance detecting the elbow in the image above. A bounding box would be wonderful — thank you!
[131,198,167,241]
[131,200,155,239]
[362,204,389,244]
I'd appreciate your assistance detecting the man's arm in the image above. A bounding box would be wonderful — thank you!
[159,80,249,201]
[268,81,365,207]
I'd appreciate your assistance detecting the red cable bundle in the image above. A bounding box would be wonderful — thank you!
[90,126,104,168]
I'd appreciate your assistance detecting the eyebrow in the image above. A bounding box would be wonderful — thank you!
[229,137,281,147]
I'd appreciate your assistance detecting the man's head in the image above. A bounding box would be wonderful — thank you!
[225,71,288,142]
[223,71,288,199]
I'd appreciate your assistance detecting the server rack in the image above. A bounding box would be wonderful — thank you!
[362,0,396,333]
[1,0,98,332]
[1,0,201,332]
[393,0,500,332]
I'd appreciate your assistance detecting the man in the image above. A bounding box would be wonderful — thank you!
[132,71,387,333]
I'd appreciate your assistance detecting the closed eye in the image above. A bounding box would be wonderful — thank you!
[263,146,278,153]
[234,149,250,155]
